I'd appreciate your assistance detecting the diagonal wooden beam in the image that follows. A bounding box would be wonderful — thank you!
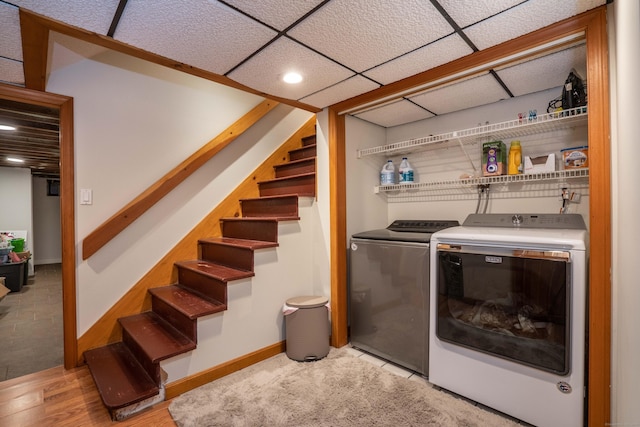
[20,10,49,91]
[82,99,279,259]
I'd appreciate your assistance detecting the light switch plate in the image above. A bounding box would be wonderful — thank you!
[80,189,92,205]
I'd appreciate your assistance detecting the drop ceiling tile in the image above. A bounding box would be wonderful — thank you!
[288,0,453,72]
[223,0,325,30]
[463,0,606,50]
[11,0,121,35]
[409,73,508,115]
[354,100,434,128]
[496,44,586,97]
[228,37,354,101]
[0,3,22,61]
[364,34,473,85]
[114,0,277,75]
[438,0,525,29]
[0,57,25,86]
[299,75,379,109]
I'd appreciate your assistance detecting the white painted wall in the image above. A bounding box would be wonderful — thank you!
[344,115,389,240]
[610,1,640,424]
[313,110,333,300]
[32,177,61,265]
[45,33,321,381]
[0,167,33,256]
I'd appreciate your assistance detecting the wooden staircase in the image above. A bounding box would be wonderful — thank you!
[84,134,316,420]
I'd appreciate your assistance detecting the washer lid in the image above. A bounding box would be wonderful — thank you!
[352,219,459,243]
[286,295,328,308]
[351,228,432,243]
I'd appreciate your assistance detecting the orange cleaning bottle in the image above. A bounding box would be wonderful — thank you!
[508,140,522,175]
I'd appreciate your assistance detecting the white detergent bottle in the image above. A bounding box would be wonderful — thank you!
[398,157,414,184]
[380,160,396,185]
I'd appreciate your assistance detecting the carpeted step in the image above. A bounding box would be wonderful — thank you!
[257,173,316,198]
[240,195,300,220]
[84,342,159,411]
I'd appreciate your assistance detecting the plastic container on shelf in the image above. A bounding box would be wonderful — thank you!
[10,238,24,253]
[380,160,396,185]
[398,157,414,184]
[508,141,522,175]
[561,146,589,169]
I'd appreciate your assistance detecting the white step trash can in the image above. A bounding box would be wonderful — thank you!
[283,296,330,361]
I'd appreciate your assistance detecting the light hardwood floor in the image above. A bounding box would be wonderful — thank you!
[0,364,176,426]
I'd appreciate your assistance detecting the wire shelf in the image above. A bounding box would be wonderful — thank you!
[357,107,588,158]
[375,168,589,195]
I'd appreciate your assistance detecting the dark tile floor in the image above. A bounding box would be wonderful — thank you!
[0,263,63,381]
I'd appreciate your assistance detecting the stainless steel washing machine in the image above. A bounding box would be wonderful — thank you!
[349,220,458,375]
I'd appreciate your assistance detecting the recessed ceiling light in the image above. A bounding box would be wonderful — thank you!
[0,125,16,131]
[7,157,24,163]
[283,72,303,84]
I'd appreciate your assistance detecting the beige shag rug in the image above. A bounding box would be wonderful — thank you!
[168,347,518,427]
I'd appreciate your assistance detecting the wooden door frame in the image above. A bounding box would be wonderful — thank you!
[328,7,610,427]
[0,83,77,369]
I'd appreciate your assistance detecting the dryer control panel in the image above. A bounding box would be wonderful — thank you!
[462,214,586,229]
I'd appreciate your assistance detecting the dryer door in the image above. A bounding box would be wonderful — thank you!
[435,243,571,375]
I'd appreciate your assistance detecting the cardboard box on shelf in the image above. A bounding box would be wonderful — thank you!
[524,153,556,174]
[482,141,506,176]
[561,146,589,169]
[15,251,31,260]
[0,277,9,301]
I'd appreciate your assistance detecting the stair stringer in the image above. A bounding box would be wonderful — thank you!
[160,198,319,380]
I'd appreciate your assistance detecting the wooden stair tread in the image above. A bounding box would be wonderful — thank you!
[84,342,159,410]
[241,215,300,221]
[289,144,316,153]
[119,312,196,363]
[301,135,316,146]
[274,157,315,168]
[239,194,298,202]
[221,215,299,222]
[148,285,226,319]
[220,217,278,223]
[257,172,315,185]
[175,259,255,281]
[199,237,279,249]
[239,195,300,219]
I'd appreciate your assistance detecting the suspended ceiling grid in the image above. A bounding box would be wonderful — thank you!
[0,0,604,176]
[0,0,604,125]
